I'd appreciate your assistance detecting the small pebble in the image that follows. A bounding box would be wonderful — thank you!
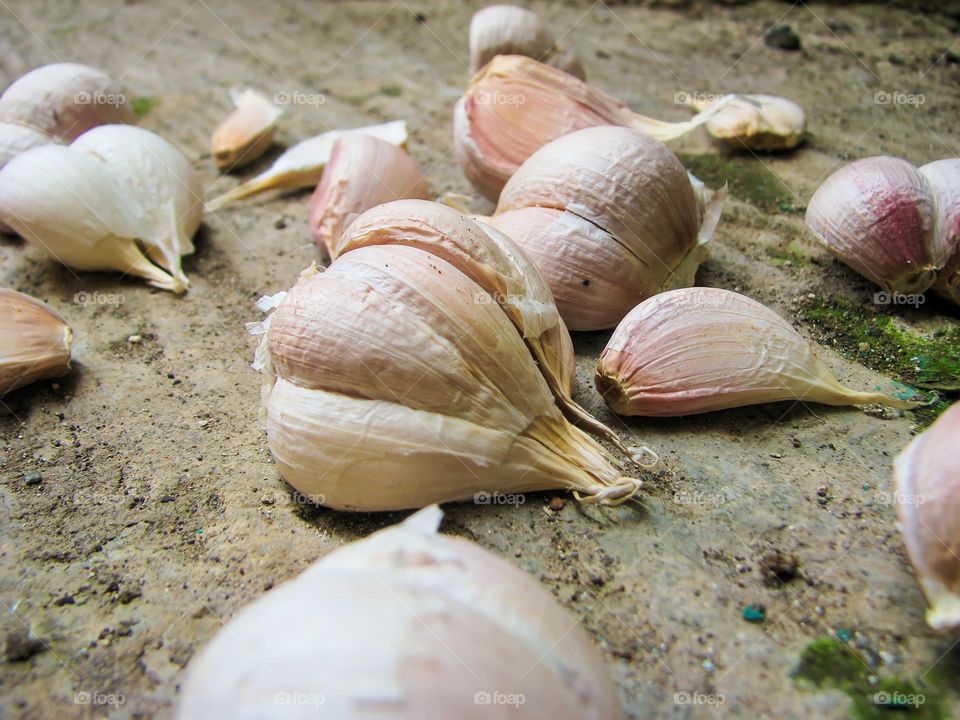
[23,471,41,486]
[548,497,566,512]
[702,659,715,672]
[765,25,801,51]
[742,604,766,623]
[273,218,286,230]
[128,334,142,344]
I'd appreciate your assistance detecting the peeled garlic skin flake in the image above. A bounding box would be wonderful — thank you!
[177,506,622,720]
[0,288,72,394]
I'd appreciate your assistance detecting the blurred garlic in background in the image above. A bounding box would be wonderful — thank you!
[0,288,72,395]
[686,93,806,151]
[211,87,282,170]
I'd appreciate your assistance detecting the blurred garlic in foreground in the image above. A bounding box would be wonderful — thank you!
[0,288,72,395]
[595,287,920,416]
[454,55,731,200]
[805,156,960,303]
[206,119,408,209]
[178,506,622,720]
[895,401,960,631]
[0,63,134,140]
[309,134,430,257]
[688,93,805,150]
[211,87,282,170]
[0,122,55,234]
[469,4,585,79]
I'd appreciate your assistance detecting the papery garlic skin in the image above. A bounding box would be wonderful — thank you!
[895,402,960,631]
[596,287,918,416]
[177,506,622,720]
[0,288,72,394]
[0,122,54,234]
[0,63,134,141]
[920,158,960,304]
[693,94,805,150]
[309,135,430,257]
[211,88,282,170]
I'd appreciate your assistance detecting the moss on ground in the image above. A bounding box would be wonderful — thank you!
[131,96,159,117]
[677,152,796,213]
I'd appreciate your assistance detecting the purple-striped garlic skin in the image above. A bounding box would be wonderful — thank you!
[920,158,960,304]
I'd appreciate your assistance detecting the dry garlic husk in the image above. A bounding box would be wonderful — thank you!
[0,288,72,394]
[207,119,408,209]
[211,87,282,170]
[689,93,805,150]
[258,245,639,511]
[454,55,730,200]
[0,122,55,234]
[806,156,960,302]
[309,134,431,257]
[596,287,919,416]
[178,506,621,719]
[895,401,960,631]
[0,126,201,293]
[469,4,585,79]
[0,63,134,141]
[490,125,725,331]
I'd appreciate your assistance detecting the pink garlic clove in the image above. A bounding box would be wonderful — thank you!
[919,158,960,304]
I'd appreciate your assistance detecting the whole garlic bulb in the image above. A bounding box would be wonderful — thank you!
[454,55,730,200]
[469,4,585,79]
[0,63,134,141]
[0,122,55,234]
[595,287,919,416]
[177,506,622,719]
[895,401,960,630]
[211,87,282,170]
[805,156,960,303]
[257,245,639,511]
[690,93,805,151]
[0,288,72,395]
[489,125,724,331]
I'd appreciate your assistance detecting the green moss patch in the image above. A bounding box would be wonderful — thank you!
[130,96,159,118]
[677,152,795,213]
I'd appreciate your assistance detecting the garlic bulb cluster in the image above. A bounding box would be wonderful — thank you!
[488,125,725,331]
[595,287,919,416]
[207,119,408,209]
[806,156,960,304]
[0,63,134,141]
[689,93,805,151]
[254,211,640,511]
[454,55,731,200]
[895,401,960,631]
[0,125,202,293]
[178,506,621,719]
[309,134,431,257]
[0,289,72,395]
[211,88,282,170]
[469,4,585,79]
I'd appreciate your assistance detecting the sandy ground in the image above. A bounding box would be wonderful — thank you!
[1,1,959,718]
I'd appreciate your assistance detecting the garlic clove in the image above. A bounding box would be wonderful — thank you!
[596,287,920,416]
[0,288,72,395]
[206,119,408,210]
[177,506,622,719]
[0,63,134,141]
[691,93,805,150]
[211,87,282,170]
[895,401,960,631]
[309,134,430,257]
[919,158,960,304]
[0,122,55,234]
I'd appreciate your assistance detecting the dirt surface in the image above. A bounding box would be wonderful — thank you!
[1,1,959,718]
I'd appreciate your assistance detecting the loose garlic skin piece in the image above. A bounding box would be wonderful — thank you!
[177,506,622,720]
[0,63,134,141]
[211,88,282,170]
[309,135,430,257]
[596,288,918,417]
[692,94,805,150]
[260,245,638,511]
[0,289,72,395]
[0,122,54,234]
[895,402,960,631]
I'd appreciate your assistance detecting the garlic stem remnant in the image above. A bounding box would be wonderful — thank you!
[805,156,960,304]
[206,119,408,210]
[178,506,622,720]
[596,287,920,416]
[211,88,282,170]
[469,4,585,79]
[0,289,72,394]
[895,401,960,631]
[0,63,134,141]
[688,93,805,151]
[309,135,430,257]
[454,55,732,200]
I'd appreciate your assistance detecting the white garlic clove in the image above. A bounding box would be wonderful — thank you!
[177,506,622,719]
[211,87,282,170]
[206,119,408,210]
[596,287,920,416]
[895,402,960,631]
[0,288,72,395]
[0,122,56,234]
[0,63,134,141]
[309,135,430,257]
[691,93,806,150]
